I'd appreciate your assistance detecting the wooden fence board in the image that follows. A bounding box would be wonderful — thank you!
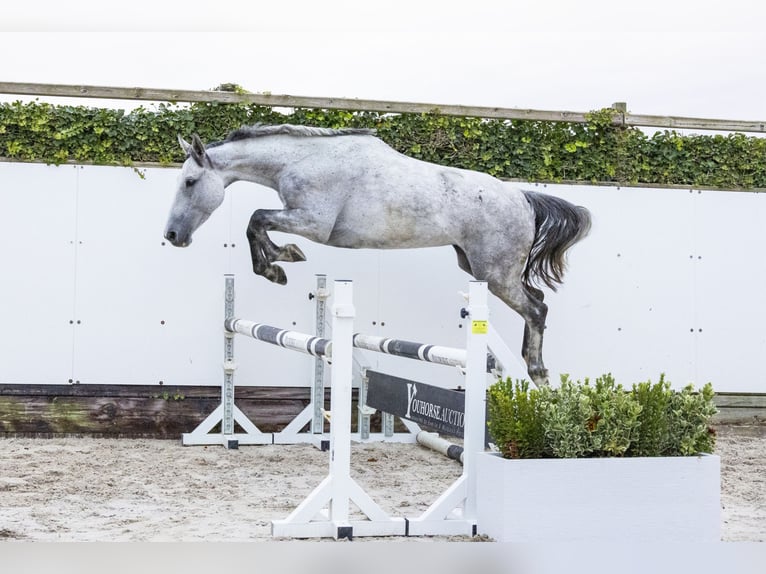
[712,393,766,408]
[0,384,315,438]
[1,81,765,133]
[1,385,762,438]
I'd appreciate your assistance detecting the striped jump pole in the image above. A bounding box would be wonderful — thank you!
[351,334,467,368]
[224,320,469,370]
[224,319,332,359]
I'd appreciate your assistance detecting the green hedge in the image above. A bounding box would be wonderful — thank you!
[1,97,765,189]
[486,374,717,459]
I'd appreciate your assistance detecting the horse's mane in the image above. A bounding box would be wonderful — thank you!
[209,124,376,147]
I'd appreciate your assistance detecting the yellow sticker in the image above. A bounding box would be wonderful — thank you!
[471,320,488,334]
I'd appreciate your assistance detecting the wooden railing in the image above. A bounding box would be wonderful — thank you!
[1,81,765,133]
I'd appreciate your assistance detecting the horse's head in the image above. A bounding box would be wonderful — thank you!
[163,134,225,247]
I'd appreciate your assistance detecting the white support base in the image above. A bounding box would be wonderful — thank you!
[405,474,476,536]
[183,400,421,448]
[271,458,407,540]
[183,403,335,448]
[271,404,326,446]
[182,404,271,447]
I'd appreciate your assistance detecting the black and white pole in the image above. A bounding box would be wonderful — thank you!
[222,274,236,441]
[311,275,329,435]
[224,319,331,358]
[351,334,467,368]
[352,333,468,440]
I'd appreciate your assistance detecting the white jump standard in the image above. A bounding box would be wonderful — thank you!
[271,280,406,539]
[182,275,335,448]
[181,275,271,448]
[183,273,463,449]
[270,280,489,538]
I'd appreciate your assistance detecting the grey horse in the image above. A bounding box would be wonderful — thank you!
[164,124,591,386]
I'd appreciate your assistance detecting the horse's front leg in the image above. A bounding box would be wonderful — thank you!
[246,209,315,285]
[246,223,285,284]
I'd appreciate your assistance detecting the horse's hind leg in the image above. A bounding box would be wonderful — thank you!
[464,249,550,386]
[499,282,549,387]
[519,286,548,385]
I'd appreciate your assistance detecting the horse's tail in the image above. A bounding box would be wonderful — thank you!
[521,190,592,291]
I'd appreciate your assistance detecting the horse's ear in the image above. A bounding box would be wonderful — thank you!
[190,134,210,167]
[191,134,206,157]
[177,134,192,156]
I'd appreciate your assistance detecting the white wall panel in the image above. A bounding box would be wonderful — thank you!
[73,165,226,385]
[0,163,77,383]
[539,184,696,386]
[1,162,764,393]
[693,190,766,392]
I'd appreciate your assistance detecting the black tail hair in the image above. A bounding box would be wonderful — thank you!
[522,190,592,291]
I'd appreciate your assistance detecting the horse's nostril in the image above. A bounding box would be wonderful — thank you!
[166,231,177,242]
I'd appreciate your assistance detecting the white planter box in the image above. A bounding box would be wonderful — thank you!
[476,452,720,542]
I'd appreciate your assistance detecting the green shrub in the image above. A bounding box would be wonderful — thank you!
[667,382,717,456]
[628,375,673,457]
[486,379,546,458]
[583,374,642,457]
[541,375,594,458]
[486,374,717,459]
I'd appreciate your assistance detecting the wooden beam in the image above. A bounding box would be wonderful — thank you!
[0,81,589,122]
[713,392,766,408]
[713,392,766,425]
[4,80,765,133]
[623,112,766,133]
[0,384,313,437]
[0,384,382,438]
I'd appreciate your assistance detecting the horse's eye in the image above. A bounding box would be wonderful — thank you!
[185,178,196,188]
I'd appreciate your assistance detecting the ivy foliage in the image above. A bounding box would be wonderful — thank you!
[1,95,765,189]
[487,374,717,459]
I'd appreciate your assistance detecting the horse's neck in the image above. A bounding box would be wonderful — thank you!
[211,139,296,190]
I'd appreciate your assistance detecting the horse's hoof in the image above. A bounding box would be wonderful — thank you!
[277,244,306,263]
[529,367,550,388]
[265,265,288,286]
